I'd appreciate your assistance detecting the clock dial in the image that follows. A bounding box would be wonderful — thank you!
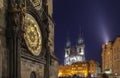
[24,14,42,56]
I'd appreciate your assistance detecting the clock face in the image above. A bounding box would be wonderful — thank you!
[24,14,42,56]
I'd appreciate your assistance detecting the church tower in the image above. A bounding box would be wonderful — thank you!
[76,34,85,61]
[64,38,71,65]
[64,33,86,65]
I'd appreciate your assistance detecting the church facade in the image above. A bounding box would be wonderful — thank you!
[64,35,85,65]
[0,0,58,78]
[59,34,101,77]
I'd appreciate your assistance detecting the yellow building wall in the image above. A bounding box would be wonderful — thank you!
[112,37,120,75]
[102,37,120,75]
[58,62,89,77]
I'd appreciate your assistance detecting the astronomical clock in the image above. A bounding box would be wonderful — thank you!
[19,0,47,77]
[0,0,59,78]
[23,13,42,56]
[20,12,44,78]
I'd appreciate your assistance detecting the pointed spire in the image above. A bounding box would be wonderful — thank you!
[77,26,84,45]
[78,34,84,45]
[66,32,71,47]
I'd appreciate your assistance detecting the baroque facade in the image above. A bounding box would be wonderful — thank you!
[112,37,120,75]
[102,41,113,73]
[102,37,120,76]
[58,62,88,77]
[89,60,101,77]
[0,0,58,78]
[64,35,85,65]
[58,60,100,77]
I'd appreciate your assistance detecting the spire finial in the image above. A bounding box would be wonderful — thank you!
[66,32,71,47]
[78,25,84,44]
[79,24,83,37]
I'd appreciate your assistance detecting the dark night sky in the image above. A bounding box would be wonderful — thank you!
[53,0,120,65]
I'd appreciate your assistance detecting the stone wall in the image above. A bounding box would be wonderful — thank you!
[47,0,53,17]
[50,59,59,78]
[48,18,54,54]
[21,58,44,78]
[0,0,8,77]
[47,1,59,77]
[47,0,55,54]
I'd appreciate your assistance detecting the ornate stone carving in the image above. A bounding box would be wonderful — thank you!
[30,0,42,10]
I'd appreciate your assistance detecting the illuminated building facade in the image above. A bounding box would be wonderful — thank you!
[58,62,88,77]
[59,34,101,77]
[102,37,120,76]
[112,37,120,76]
[89,60,101,77]
[64,34,85,65]
[58,60,101,77]
[102,41,113,74]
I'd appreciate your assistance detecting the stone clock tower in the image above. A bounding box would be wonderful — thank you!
[0,0,58,78]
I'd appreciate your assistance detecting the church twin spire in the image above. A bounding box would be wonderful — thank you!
[64,33,85,65]
[77,33,84,45]
[66,38,71,48]
[65,33,84,48]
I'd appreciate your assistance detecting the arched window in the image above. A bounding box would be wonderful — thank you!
[30,72,36,78]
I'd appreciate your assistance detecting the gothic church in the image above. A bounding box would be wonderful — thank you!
[64,34,85,65]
